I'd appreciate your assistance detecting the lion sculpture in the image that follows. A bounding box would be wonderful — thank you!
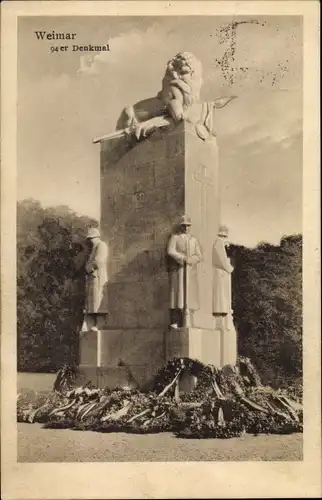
[116,52,235,141]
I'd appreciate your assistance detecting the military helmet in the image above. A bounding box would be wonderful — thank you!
[178,214,192,226]
[86,227,100,239]
[217,224,228,237]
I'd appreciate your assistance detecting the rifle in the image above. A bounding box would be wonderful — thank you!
[183,236,191,328]
[92,117,171,144]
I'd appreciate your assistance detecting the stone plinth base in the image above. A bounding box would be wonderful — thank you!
[165,325,237,394]
[166,323,237,368]
[220,327,238,367]
[78,328,165,389]
[166,327,222,367]
[214,314,238,367]
[76,365,139,390]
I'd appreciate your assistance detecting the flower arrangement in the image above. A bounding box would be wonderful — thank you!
[17,357,302,439]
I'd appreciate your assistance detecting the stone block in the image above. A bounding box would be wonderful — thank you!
[121,329,165,368]
[75,366,98,387]
[123,162,154,194]
[220,325,238,366]
[80,329,122,367]
[99,330,123,366]
[201,328,222,366]
[78,327,166,389]
[106,283,139,329]
[75,365,139,390]
[79,330,99,366]
[166,327,222,368]
[97,366,137,389]
[126,365,147,388]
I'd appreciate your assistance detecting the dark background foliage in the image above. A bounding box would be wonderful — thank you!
[17,199,302,387]
[229,235,302,388]
[17,199,97,372]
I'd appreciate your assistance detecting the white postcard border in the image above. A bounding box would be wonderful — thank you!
[1,2,320,499]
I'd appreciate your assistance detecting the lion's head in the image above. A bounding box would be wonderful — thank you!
[158,52,203,109]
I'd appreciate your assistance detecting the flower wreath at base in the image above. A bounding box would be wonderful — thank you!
[17,357,303,439]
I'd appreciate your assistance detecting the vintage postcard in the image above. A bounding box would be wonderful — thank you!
[1,1,320,499]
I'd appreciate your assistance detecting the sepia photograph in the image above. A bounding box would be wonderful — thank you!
[1,1,320,499]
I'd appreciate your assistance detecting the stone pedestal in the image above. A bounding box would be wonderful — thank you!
[166,327,221,366]
[214,313,238,366]
[77,120,237,388]
[76,325,165,388]
[76,365,137,390]
[166,321,237,368]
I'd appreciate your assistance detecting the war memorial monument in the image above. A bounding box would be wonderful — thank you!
[76,52,237,389]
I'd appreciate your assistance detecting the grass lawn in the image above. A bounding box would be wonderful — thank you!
[18,423,303,462]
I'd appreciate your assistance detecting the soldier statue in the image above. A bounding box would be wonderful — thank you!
[167,215,203,328]
[81,227,108,332]
[212,224,234,327]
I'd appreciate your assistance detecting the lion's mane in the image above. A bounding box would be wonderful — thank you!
[158,52,203,108]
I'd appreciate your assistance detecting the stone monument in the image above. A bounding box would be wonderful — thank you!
[76,52,237,389]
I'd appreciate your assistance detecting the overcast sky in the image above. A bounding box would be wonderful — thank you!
[17,15,302,247]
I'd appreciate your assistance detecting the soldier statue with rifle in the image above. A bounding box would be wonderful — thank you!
[167,215,203,329]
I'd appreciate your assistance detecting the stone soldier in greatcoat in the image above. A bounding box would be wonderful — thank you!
[82,227,108,331]
[167,215,203,328]
[212,224,233,319]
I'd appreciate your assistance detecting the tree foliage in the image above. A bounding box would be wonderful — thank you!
[17,199,97,372]
[229,235,302,387]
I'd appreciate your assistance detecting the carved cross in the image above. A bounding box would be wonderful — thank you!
[193,165,214,244]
